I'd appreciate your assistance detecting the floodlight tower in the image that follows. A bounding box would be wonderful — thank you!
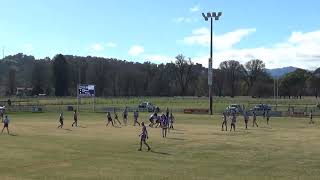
[202,12,222,115]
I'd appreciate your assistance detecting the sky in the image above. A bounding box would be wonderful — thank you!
[0,0,320,69]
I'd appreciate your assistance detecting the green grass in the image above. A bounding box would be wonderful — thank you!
[0,112,320,179]
[2,96,320,113]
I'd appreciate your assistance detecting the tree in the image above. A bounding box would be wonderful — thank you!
[7,68,16,95]
[53,54,69,96]
[213,69,224,96]
[174,54,194,96]
[31,60,51,95]
[219,60,246,97]
[308,68,320,98]
[279,69,311,99]
[245,59,266,95]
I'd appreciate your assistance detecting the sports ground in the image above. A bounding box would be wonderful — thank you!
[1,111,320,180]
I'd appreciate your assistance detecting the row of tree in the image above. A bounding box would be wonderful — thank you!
[0,53,319,98]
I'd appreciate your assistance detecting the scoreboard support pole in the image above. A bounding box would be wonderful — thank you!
[77,84,80,113]
[93,96,95,112]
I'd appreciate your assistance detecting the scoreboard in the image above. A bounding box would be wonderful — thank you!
[78,85,95,97]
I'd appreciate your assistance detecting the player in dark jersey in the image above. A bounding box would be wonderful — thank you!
[230,113,236,132]
[138,122,151,151]
[0,109,4,123]
[113,109,122,126]
[71,110,78,127]
[169,112,175,130]
[149,112,157,127]
[1,115,10,134]
[309,110,314,124]
[133,110,140,126]
[266,110,270,125]
[106,112,114,127]
[155,115,161,128]
[244,111,249,129]
[252,111,258,127]
[58,112,64,128]
[123,107,128,126]
[221,112,227,131]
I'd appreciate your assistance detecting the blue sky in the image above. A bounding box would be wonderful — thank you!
[1,0,320,69]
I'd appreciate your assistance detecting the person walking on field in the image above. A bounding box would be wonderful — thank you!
[133,110,140,126]
[1,115,10,134]
[71,110,78,127]
[222,112,228,131]
[0,109,4,123]
[169,112,175,130]
[166,107,170,118]
[230,113,236,132]
[161,114,168,138]
[309,110,314,124]
[266,110,271,125]
[155,115,161,128]
[244,111,249,130]
[123,107,128,126]
[106,112,114,127]
[252,111,258,127]
[149,112,157,127]
[113,109,122,126]
[58,112,64,128]
[138,122,151,151]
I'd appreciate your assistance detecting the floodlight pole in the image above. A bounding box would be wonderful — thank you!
[203,12,222,115]
[77,66,80,113]
[209,17,213,115]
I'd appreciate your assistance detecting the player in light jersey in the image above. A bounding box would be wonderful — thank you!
[1,115,10,134]
[138,122,151,151]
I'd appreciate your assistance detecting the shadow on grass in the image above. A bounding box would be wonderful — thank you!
[170,132,184,135]
[9,133,18,136]
[150,150,171,156]
[64,128,72,131]
[78,125,87,128]
[259,126,273,129]
[173,129,187,132]
[167,137,185,141]
[211,130,252,136]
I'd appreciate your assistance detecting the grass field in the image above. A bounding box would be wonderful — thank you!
[1,112,320,180]
[1,96,320,113]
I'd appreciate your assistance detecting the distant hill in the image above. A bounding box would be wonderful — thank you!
[267,66,298,78]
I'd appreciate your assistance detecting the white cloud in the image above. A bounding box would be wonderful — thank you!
[128,45,145,56]
[173,17,197,23]
[190,30,320,69]
[106,42,117,48]
[91,43,104,52]
[190,5,200,12]
[90,42,117,52]
[183,27,256,50]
